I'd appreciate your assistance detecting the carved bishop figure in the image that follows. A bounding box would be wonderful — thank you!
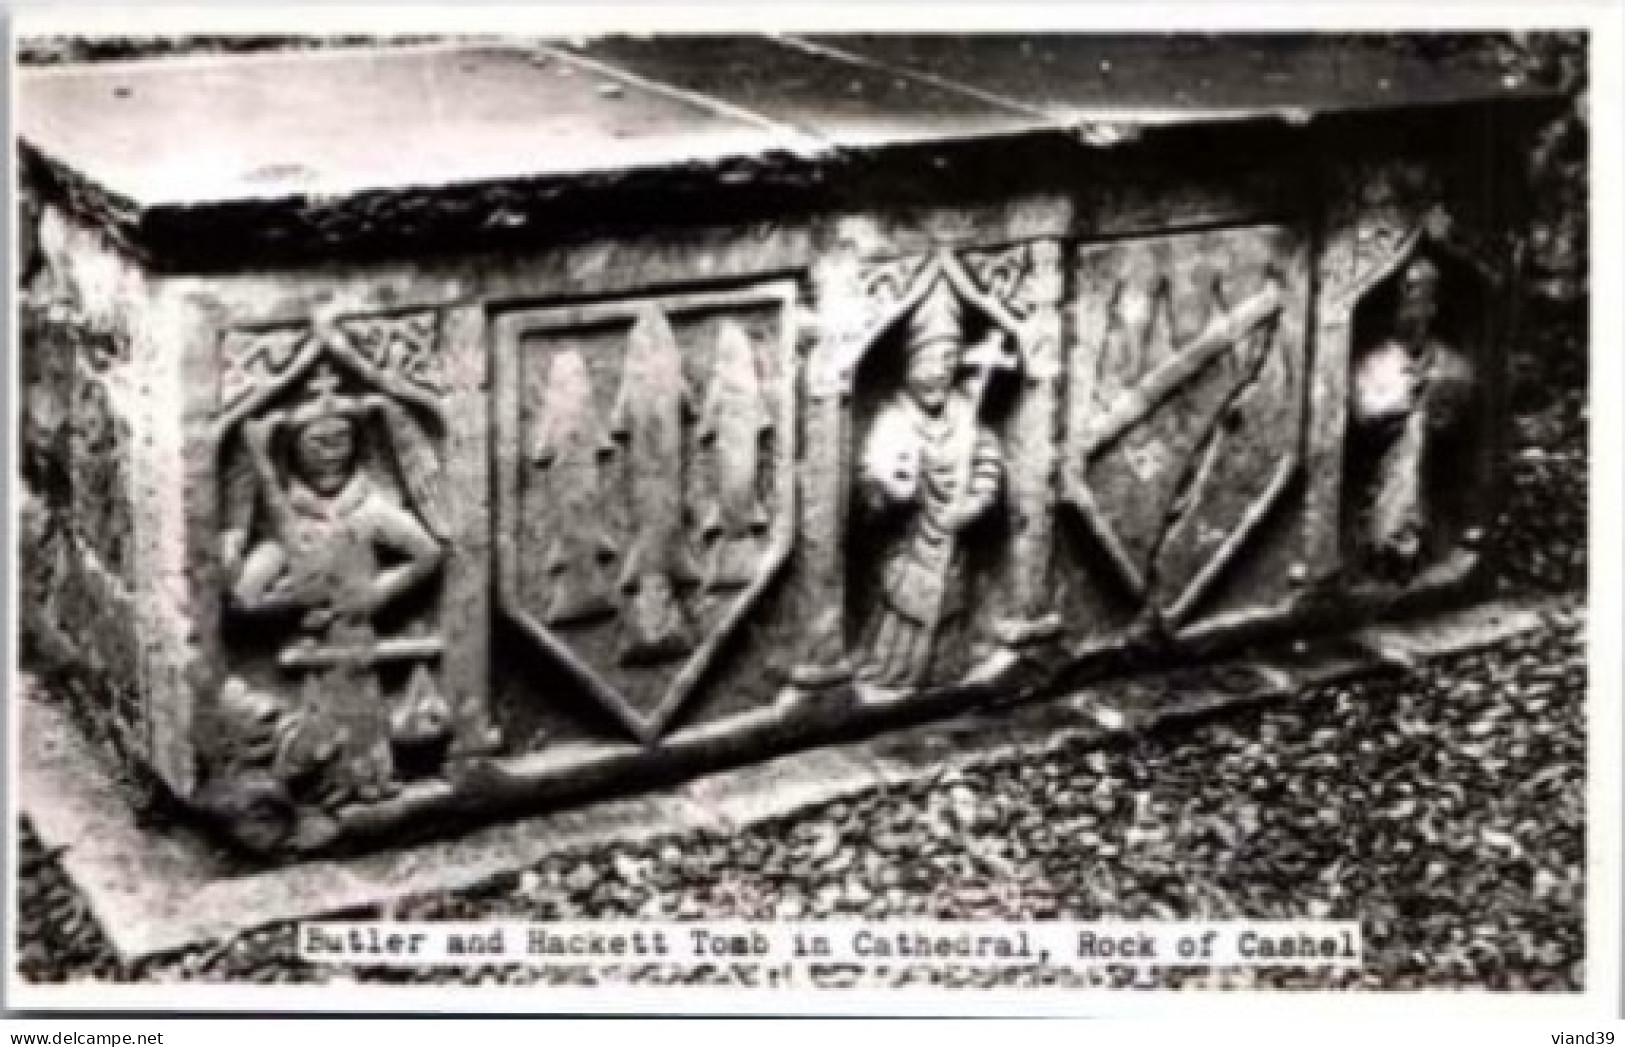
[856,279,1011,689]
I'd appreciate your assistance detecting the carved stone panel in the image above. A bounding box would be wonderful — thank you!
[1064,225,1310,640]
[493,283,797,745]
[1310,157,1505,596]
[1342,237,1494,588]
[820,250,1032,697]
[206,310,453,853]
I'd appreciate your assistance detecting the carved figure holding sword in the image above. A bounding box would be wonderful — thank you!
[224,358,448,800]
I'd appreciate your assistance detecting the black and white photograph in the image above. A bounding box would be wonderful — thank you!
[4,4,1615,1018]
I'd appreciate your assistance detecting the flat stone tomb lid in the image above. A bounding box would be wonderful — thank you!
[15,43,804,207]
[807,34,1554,124]
[17,36,1556,213]
[560,35,1050,147]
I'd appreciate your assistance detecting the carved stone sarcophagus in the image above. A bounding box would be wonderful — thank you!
[16,36,1557,857]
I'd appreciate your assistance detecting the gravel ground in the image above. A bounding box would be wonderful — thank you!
[14,339,1588,990]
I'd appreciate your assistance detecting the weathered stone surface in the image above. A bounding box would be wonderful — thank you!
[198,307,461,852]
[15,44,797,214]
[1063,224,1309,646]
[678,747,884,829]
[1354,599,1553,668]
[19,263,154,781]
[14,37,1549,860]
[492,283,798,745]
[1308,143,1511,611]
[565,35,1046,147]
[806,35,1550,123]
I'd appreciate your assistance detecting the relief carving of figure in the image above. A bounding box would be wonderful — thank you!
[1349,256,1475,580]
[229,364,443,634]
[223,362,448,802]
[856,280,1009,689]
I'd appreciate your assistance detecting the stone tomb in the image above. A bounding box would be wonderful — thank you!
[15,37,1558,858]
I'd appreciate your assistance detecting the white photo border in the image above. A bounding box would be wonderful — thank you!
[4,0,1620,1019]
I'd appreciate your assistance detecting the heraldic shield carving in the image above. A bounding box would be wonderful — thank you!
[492,282,797,745]
[1064,225,1311,637]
